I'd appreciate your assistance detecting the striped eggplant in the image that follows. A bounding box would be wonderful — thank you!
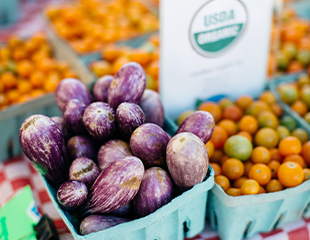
[133,167,173,218]
[93,75,113,102]
[83,102,117,143]
[139,89,164,128]
[51,116,70,142]
[79,156,144,217]
[130,123,170,169]
[19,114,70,187]
[166,132,209,188]
[69,157,100,188]
[97,139,132,171]
[176,111,215,144]
[55,78,92,111]
[108,62,146,109]
[116,102,146,140]
[66,135,98,162]
[80,215,130,235]
[63,99,87,135]
[57,180,88,211]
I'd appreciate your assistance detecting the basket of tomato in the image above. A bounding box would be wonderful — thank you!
[0,34,94,162]
[177,90,310,240]
[44,0,159,63]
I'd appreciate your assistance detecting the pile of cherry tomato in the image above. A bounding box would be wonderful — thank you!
[178,91,310,196]
[90,35,159,92]
[45,0,159,54]
[278,73,310,124]
[0,34,77,111]
[268,8,310,76]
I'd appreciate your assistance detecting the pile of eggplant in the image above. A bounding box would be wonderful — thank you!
[19,62,215,235]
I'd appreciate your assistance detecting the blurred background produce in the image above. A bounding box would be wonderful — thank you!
[90,35,159,91]
[45,0,159,54]
[0,33,77,110]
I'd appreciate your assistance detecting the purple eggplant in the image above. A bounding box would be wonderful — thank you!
[19,114,70,187]
[133,167,173,218]
[63,99,87,135]
[80,215,130,235]
[57,180,88,211]
[116,103,146,140]
[176,111,215,144]
[55,78,92,112]
[166,132,209,188]
[110,202,133,218]
[67,135,98,162]
[69,158,100,188]
[97,139,132,170]
[139,89,164,128]
[80,156,144,216]
[51,116,70,142]
[83,102,116,143]
[93,75,113,102]
[130,123,170,169]
[108,62,146,109]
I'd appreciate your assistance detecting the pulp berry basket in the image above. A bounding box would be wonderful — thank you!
[200,93,310,240]
[42,118,215,240]
[208,180,310,240]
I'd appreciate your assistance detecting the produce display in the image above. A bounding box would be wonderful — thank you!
[268,8,310,75]
[45,0,159,54]
[0,34,77,110]
[178,91,310,196]
[90,35,159,91]
[19,61,213,235]
[277,73,310,123]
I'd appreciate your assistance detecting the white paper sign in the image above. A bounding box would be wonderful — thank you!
[160,0,274,119]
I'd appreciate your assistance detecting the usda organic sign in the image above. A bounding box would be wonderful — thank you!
[189,0,247,57]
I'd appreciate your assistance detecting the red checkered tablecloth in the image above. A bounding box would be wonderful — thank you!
[1,155,310,240]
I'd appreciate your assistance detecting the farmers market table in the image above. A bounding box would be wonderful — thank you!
[1,155,310,240]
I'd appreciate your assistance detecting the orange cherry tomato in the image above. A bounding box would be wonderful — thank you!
[210,126,228,149]
[258,186,266,194]
[301,141,310,165]
[210,149,224,164]
[282,154,306,168]
[243,161,254,177]
[215,175,230,191]
[266,179,284,193]
[248,164,272,186]
[237,131,252,142]
[222,158,244,180]
[210,163,222,177]
[222,105,243,122]
[226,188,241,197]
[303,168,310,181]
[268,160,281,179]
[218,119,237,137]
[251,146,271,164]
[239,115,258,135]
[198,102,222,123]
[278,136,302,156]
[235,95,253,111]
[220,155,229,166]
[233,176,248,188]
[205,141,214,158]
[240,179,260,195]
[269,148,283,162]
[277,161,304,188]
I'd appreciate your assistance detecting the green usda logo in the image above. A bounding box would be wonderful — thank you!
[189,0,247,58]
